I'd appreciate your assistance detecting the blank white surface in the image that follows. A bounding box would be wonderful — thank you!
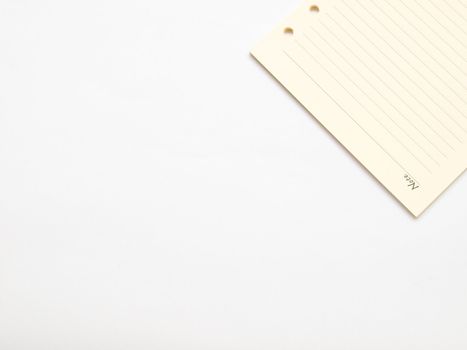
[0,0,466,349]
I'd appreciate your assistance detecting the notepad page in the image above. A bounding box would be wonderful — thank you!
[252,0,467,217]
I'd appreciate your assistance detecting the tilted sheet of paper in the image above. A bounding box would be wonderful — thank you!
[252,0,467,217]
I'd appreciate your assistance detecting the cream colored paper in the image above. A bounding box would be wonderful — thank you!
[252,0,467,217]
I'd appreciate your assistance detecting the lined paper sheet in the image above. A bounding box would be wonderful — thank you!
[252,0,467,217]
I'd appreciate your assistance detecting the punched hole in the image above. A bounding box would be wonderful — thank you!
[309,5,320,12]
[284,27,294,35]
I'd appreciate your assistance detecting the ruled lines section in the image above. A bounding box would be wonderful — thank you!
[289,0,466,178]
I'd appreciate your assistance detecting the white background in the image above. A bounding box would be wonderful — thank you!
[0,0,466,349]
